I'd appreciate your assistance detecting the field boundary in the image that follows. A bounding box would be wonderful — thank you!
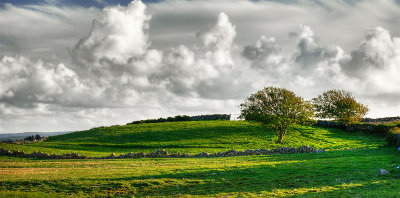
[0,146,321,160]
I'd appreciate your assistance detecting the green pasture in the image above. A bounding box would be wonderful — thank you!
[0,120,399,197]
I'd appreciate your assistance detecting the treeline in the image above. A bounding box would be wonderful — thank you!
[126,114,231,125]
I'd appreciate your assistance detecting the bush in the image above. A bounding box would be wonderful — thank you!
[385,127,400,147]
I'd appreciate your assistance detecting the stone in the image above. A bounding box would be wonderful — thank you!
[378,169,390,175]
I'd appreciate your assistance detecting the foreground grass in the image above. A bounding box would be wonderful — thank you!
[0,121,384,157]
[0,148,399,197]
[0,120,398,197]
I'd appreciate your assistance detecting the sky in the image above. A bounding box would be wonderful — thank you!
[0,0,399,133]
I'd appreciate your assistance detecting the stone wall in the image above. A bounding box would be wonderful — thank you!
[362,117,400,123]
[0,146,320,160]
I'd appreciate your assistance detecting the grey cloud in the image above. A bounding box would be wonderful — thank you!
[342,27,400,78]
[242,36,285,72]
[150,12,250,99]
[196,75,253,100]
[0,4,101,62]
[0,0,399,133]
[361,92,400,106]
[294,25,344,70]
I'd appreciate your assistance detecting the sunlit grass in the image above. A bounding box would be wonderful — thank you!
[0,121,384,157]
[0,120,398,197]
[0,148,399,197]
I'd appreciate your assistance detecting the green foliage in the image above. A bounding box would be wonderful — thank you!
[239,87,314,143]
[385,127,400,147]
[313,90,368,125]
[0,121,383,157]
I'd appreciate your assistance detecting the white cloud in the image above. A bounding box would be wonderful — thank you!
[0,0,399,132]
[72,0,151,64]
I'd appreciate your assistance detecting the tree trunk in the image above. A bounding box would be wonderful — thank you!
[277,128,287,144]
[277,134,284,143]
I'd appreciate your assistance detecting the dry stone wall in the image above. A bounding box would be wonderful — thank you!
[0,146,320,160]
[362,117,400,123]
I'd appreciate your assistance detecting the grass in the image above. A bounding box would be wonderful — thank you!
[0,148,399,197]
[0,120,399,197]
[0,121,384,157]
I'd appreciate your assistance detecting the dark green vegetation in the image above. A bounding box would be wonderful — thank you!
[0,120,399,197]
[127,114,230,125]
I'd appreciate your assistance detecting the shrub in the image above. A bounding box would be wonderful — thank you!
[385,127,400,147]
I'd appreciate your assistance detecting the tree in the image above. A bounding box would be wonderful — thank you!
[312,90,368,125]
[239,87,314,143]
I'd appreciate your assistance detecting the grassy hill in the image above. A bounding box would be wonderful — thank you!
[0,120,384,157]
[0,120,399,197]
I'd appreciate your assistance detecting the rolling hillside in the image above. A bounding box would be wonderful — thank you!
[0,120,384,157]
[0,120,399,197]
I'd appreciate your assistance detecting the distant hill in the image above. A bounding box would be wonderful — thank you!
[0,131,73,141]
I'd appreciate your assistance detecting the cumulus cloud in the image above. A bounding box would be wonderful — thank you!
[241,24,400,110]
[0,0,399,132]
[343,27,400,78]
[341,27,400,103]
[242,36,286,73]
[72,1,151,64]
[197,12,236,67]
[150,12,252,99]
[0,56,86,108]
[293,25,345,70]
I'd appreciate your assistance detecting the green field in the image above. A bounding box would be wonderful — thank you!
[0,121,386,157]
[1,120,399,197]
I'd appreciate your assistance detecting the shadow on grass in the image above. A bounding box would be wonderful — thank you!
[1,148,398,196]
[90,148,399,196]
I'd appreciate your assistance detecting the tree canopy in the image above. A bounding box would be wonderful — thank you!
[239,87,314,143]
[312,90,368,125]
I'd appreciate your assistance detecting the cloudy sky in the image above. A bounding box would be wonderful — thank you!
[0,0,399,133]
